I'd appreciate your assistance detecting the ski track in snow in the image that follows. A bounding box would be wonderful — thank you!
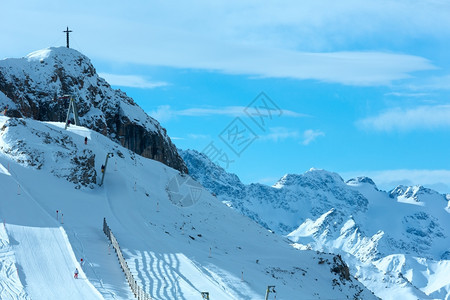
[103,170,227,300]
[0,160,104,300]
[0,220,29,300]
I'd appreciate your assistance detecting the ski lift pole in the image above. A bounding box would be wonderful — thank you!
[99,152,114,186]
[72,100,80,126]
[63,94,72,129]
[265,286,276,300]
[62,95,80,129]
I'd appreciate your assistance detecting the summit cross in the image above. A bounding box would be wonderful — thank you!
[63,27,72,48]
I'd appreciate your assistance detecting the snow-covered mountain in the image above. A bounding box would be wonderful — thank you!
[180,149,450,300]
[0,47,187,173]
[0,115,377,299]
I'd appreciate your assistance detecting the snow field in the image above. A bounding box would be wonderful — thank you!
[0,117,376,299]
[0,159,104,300]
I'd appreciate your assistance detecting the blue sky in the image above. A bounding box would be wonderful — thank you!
[2,1,450,192]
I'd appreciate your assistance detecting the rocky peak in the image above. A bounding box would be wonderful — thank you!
[389,185,440,202]
[0,47,187,173]
[274,169,345,191]
[179,149,244,196]
[346,176,379,190]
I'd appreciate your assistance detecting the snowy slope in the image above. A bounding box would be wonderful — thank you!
[0,212,28,300]
[0,167,105,299]
[180,149,450,300]
[0,116,376,300]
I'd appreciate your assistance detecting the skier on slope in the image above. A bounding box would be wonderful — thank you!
[74,268,79,279]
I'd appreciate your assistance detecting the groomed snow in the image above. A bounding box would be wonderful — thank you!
[0,159,104,300]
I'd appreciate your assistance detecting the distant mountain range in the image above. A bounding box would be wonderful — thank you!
[180,148,450,300]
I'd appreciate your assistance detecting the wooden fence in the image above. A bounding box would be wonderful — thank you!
[103,218,153,300]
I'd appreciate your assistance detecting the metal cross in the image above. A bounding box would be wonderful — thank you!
[63,27,72,48]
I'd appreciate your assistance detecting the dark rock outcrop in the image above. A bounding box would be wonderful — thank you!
[331,254,351,282]
[69,149,97,189]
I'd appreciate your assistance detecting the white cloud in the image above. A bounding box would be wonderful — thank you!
[407,74,450,90]
[98,73,169,89]
[1,1,443,86]
[302,129,325,145]
[358,105,450,132]
[99,48,434,86]
[148,105,173,122]
[175,107,248,117]
[148,105,307,122]
[82,1,441,85]
[260,127,300,142]
[187,133,210,140]
[384,92,429,97]
[341,169,450,194]
[168,134,209,141]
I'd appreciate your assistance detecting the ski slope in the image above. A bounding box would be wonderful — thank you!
[0,160,103,299]
[0,116,376,299]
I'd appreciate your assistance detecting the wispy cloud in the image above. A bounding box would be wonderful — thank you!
[187,133,210,140]
[406,74,450,90]
[148,105,173,123]
[87,1,441,86]
[3,1,445,86]
[257,128,325,144]
[357,105,450,132]
[341,169,450,194]
[98,73,169,89]
[260,127,301,142]
[168,134,209,142]
[384,92,429,97]
[302,129,325,145]
[102,49,434,86]
[148,105,307,122]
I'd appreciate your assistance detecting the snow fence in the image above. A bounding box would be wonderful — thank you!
[103,218,153,300]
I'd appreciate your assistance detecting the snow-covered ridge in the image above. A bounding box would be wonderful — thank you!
[26,48,52,61]
[0,47,187,173]
[346,176,379,190]
[274,168,345,190]
[0,116,97,188]
[181,148,450,300]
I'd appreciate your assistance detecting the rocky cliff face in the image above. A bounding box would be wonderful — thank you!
[0,47,187,173]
